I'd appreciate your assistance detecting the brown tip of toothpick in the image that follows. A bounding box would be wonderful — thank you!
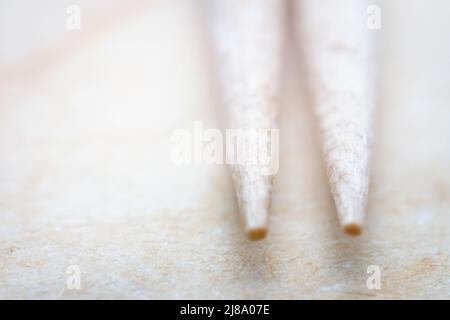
[343,223,362,236]
[247,228,268,241]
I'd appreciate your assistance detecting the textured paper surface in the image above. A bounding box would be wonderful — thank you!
[0,0,449,299]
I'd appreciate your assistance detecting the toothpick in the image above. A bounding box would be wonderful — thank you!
[298,0,377,235]
[211,0,284,240]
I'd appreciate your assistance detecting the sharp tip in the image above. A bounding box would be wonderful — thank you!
[333,190,367,237]
[343,223,363,236]
[243,208,269,241]
[336,202,365,236]
[247,227,268,241]
[233,170,272,241]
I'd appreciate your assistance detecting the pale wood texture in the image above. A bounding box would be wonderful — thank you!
[211,0,284,239]
[0,0,449,299]
[298,0,377,235]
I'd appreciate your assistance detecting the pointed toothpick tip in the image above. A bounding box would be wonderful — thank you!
[338,203,365,236]
[343,223,363,236]
[241,198,270,241]
[232,166,273,241]
[247,227,268,241]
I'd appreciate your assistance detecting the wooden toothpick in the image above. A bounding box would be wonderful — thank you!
[211,0,284,240]
[298,0,377,235]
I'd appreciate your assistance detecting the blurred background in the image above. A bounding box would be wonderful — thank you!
[0,0,449,299]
